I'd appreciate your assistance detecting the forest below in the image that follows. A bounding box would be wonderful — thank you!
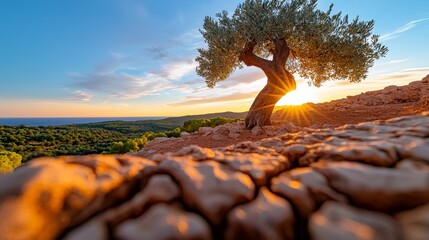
[0,114,244,163]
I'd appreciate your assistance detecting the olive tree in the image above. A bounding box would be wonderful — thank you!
[196,0,387,129]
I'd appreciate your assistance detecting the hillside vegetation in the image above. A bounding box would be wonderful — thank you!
[0,116,242,162]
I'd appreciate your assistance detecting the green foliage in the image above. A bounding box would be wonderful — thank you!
[0,116,244,160]
[183,117,241,133]
[75,119,183,137]
[0,151,22,173]
[196,0,388,87]
[109,138,147,154]
[0,126,126,161]
[108,141,125,154]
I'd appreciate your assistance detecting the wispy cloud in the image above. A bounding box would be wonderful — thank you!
[377,67,429,81]
[217,69,266,89]
[380,18,429,41]
[69,58,197,100]
[69,90,92,102]
[387,59,409,64]
[157,59,197,80]
[169,92,257,107]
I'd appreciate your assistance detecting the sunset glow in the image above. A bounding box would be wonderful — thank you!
[277,84,318,106]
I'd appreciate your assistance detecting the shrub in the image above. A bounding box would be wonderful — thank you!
[0,151,22,173]
[183,117,241,133]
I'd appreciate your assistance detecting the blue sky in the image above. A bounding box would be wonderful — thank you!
[0,0,428,117]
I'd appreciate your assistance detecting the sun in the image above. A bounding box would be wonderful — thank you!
[277,83,318,106]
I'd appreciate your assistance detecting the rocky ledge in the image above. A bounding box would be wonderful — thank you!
[1,112,429,240]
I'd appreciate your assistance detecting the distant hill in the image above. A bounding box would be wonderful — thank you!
[162,111,248,123]
[74,111,248,136]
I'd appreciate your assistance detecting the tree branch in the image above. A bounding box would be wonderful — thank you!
[273,38,290,66]
[239,40,271,69]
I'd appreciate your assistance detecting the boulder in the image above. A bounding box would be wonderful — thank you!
[396,203,429,240]
[225,187,295,240]
[0,155,156,240]
[309,202,401,240]
[157,158,255,225]
[115,204,212,240]
[382,85,398,94]
[314,161,429,212]
[251,126,263,135]
[198,127,214,135]
[212,125,230,140]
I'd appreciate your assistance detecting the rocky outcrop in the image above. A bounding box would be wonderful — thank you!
[1,112,429,240]
[316,75,429,111]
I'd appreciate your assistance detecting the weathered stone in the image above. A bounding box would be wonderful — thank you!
[227,124,243,139]
[396,203,429,240]
[180,132,191,137]
[317,143,398,166]
[198,127,214,135]
[0,155,156,240]
[115,204,212,240]
[396,159,429,172]
[64,221,108,240]
[145,137,173,147]
[403,140,429,162]
[251,126,263,135]
[108,174,180,224]
[171,145,217,161]
[284,168,347,203]
[314,161,429,212]
[280,144,308,164]
[213,151,290,186]
[225,187,295,240]
[262,126,278,136]
[212,125,229,135]
[309,202,401,240]
[64,174,180,239]
[157,158,255,225]
[271,173,315,217]
[227,141,277,155]
[382,85,398,94]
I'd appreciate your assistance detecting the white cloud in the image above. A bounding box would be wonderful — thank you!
[69,58,198,100]
[169,92,257,107]
[380,18,429,41]
[69,90,92,102]
[387,59,409,64]
[159,59,197,80]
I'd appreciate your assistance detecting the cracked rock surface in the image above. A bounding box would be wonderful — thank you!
[1,113,429,240]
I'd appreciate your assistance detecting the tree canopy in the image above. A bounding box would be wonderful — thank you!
[196,0,388,87]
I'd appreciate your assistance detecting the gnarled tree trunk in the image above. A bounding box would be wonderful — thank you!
[240,38,297,130]
[245,67,296,129]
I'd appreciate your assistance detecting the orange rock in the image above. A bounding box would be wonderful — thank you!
[115,204,212,240]
[225,187,295,240]
[314,161,429,212]
[0,155,156,240]
[309,202,401,240]
[157,158,255,225]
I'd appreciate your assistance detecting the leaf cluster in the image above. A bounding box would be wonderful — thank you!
[196,0,387,87]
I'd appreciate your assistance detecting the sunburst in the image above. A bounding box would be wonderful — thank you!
[277,84,318,106]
